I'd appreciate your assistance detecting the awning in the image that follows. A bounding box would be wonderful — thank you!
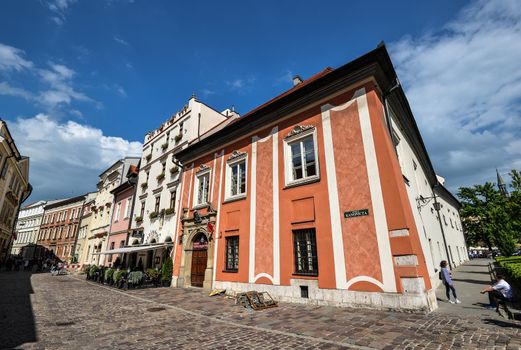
[93,243,172,255]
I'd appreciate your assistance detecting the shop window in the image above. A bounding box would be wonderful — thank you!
[293,228,318,276]
[225,236,239,272]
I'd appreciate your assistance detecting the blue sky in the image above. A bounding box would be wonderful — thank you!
[1,0,520,201]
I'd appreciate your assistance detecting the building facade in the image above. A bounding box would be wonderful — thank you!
[172,45,466,312]
[11,200,47,257]
[74,192,97,265]
[103,165,138,267]
[123,96,237,271]
[37,195,85,262]
[84,157,139,265]
[0,119,31,263]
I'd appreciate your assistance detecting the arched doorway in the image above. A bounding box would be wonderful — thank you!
[190,233,208,287]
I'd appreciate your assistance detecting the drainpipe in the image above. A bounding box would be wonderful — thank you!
[432,185,452,269]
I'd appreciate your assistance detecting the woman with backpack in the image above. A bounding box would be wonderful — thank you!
[440,260,461,304]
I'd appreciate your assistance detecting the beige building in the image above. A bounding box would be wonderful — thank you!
[74,192,97,265]
[84,158,140,265]
[11,200,46,257]
[0,119,31,263]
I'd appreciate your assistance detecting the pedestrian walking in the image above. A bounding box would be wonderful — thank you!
[440,260,461,304]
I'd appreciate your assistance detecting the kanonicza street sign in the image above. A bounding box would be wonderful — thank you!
[344,209,369,218]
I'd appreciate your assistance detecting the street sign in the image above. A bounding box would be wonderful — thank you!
[344,209,369,218]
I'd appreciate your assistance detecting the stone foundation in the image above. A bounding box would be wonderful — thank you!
[214,279,438,313]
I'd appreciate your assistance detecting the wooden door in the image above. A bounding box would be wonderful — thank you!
[190,249,207,287]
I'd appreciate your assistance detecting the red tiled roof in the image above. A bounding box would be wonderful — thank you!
[241,67,334,119]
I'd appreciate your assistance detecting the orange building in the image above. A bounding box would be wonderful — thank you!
[171,45,450,311]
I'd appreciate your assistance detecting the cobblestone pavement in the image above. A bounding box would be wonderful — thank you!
[1,268,520,350]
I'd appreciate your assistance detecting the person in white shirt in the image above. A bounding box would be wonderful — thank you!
[481,274,513,316]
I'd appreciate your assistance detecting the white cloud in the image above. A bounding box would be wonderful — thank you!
[115,84,127,97]
[113,35,130,46]
[275,70,293,85]
[0,82,34,100]
[0,43,33,72]
[200,88,215,97]
[390,0,521,191]
[8,114,142,200]
[46,0,77,25]
[37,62,94,108]
[226,77,256,93]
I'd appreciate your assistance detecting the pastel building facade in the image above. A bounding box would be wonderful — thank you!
[75,192,97,265]
[11,200,46,257]
[0,120,31,263]
[171,45,465,311]
[103,165,138,266]
[126,96,237,270]
[85,157,139,265]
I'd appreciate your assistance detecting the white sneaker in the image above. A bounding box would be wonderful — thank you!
[456,299,461,304]
[448,300,455,304]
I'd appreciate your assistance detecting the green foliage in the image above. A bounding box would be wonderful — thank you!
[88,265,99,277]
[165,208,175,215]
[146,268,160,280]
[496,256,521,283]
[458,170,521,256]
[105,268,115,281]
[161,257,173,285]
[114,270,125,284]
[149,211,159,219]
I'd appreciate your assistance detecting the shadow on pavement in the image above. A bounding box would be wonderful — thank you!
[452,278,491,285]
[0,271,37,348]
[482,318,521,328]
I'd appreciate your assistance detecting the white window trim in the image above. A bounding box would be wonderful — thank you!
[193,168,211,209]
[283,127,320,187]
[224,153,248,202]
[125,197,132,218]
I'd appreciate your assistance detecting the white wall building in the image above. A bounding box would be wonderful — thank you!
[11,200,47,257]
[388,107,467,289]
[126,95,237,270]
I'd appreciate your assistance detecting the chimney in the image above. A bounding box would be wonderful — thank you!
[292,75,303,87]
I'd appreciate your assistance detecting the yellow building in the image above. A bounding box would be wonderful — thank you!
[0,119,31,264]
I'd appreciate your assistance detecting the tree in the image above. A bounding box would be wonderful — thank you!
[458,170,521,256]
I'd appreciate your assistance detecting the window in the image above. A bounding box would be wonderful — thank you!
[154,196,160,213]
[161,162,166,174]
[227,158,246,198]
[114,202,121,222]
[125,197,132,218]
[293,229,318,275]
[284,128,319,186]
[71,209,75,219]
[196,171,210,206]
[119,240,125,248]
[65,226,70,238]
[140,201,145,218]
[169,191,176,209]
[225,236,239,271]
[0,162,9,178]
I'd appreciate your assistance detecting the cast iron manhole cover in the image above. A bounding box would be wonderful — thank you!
[147,307,166,312]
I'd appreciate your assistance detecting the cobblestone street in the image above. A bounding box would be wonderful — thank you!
[1,261,520,350]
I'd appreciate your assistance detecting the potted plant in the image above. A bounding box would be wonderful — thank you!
[149,211,159,220]
[146,268,161,287]
[135,216,143,223]
[170,166,179,174]
[140,182,148,189]
[145,154,152,162]
[114,270,126,288]
[174,133,182,143]
[156,173,165,181]
[165,207,175,216]
[161,257,173,287]
[161,142,168,151]
[105,268,115,285]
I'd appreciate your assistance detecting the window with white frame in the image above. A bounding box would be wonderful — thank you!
[195,168,210,206]
[125,197,132,218]
[226,152,247,199]
[284,126,319,185]
[114,202,121,222]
